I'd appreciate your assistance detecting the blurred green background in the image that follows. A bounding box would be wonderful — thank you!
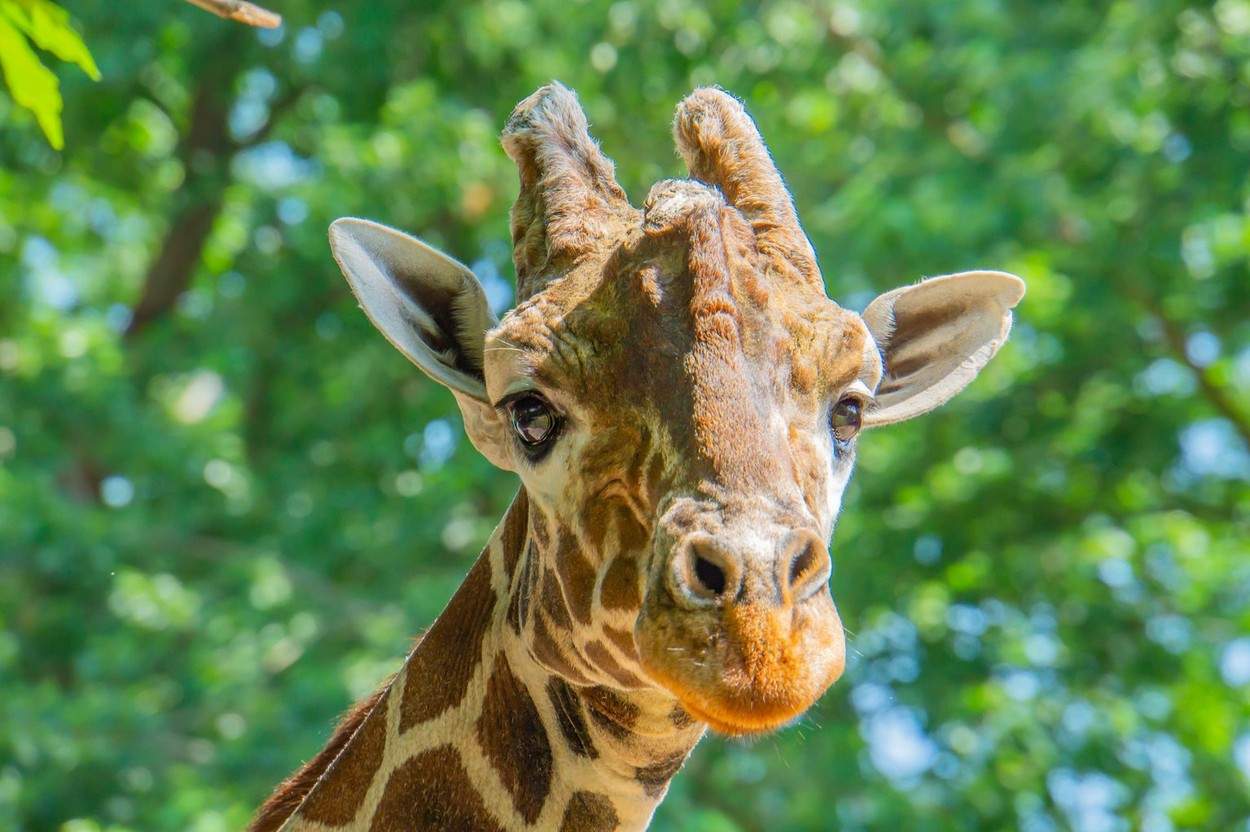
[2,1,1249,830]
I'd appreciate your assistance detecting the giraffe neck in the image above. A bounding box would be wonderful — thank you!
[262,489,705,832]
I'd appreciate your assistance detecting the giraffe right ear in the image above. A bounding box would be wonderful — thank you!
[328,218,515,471]
[860,270,1025,427]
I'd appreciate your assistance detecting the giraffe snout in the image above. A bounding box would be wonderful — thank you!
[665,528,831,610]
[636,505,845,735]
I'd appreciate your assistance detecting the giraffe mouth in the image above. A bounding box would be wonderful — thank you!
[642,665,832,736]
[636,589,846,736]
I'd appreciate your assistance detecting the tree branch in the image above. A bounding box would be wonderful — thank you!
[124,81,305,339]
[125,199,223,337]
[124,71,232,339]
[183,0,281,28]
[1107,208,1250,453]
[1140,293,1250,450]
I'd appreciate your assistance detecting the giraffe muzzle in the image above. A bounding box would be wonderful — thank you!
[635,517,846,736]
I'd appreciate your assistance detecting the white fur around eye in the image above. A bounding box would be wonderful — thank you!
[518,417,584,504]
[822,439,855,538]
[844,380,873,400]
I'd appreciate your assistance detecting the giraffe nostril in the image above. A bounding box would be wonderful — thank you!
[669,537,741,607]
[789,541,819,588]
[693,553,727,597]
[783,534,831,601]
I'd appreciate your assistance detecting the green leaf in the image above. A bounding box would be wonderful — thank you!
[0,12,63,148]
[0,0,100,80]
[0,0,98,149]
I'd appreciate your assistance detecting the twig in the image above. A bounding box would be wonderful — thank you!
[1141,293,1250,449]
[183,0,282,28]
[125,81,306,338]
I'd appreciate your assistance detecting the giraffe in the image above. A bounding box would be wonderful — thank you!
[251,83,1024,832]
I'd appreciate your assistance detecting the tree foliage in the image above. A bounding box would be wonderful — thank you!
[0,0,97,148]
[1,1,1248,830]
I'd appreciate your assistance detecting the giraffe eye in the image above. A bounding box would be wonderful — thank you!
[508,394,560,448]
[831,397,863,443]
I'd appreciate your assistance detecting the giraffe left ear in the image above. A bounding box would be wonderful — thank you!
[328,217,515,471]
[860,270,1025,427]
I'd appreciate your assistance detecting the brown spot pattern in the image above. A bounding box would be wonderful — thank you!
[555,531,596,625]
[368,745,503,832]
[500,488,530,578]
[400,556,495,732]
[626,423,652,482]
[600,555,641,611]
[476,655,553,824]
[508,543,538,635]
[602,625,639,662]
[529,505,550,549]
[541,568,573,630]
[614,506,649,553]
[298,690,388,826]
[669,703,695,729]
[531,609,592,684]
[249,681,391,832]
[583,499,614,552]
[582,686,639,740]
[635,751,689,797]
[585,640,645,688]
[559,791,619,832]
[685,207,781,490]
[546,677,598,759]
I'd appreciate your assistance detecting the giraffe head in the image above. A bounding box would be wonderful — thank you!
[329,84,1023,735]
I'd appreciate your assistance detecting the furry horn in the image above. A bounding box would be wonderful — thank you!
[501,83,634,297]
[673,88,820,288]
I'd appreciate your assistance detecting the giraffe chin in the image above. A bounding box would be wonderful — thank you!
[636,591,847,737]
[645,666,835,737]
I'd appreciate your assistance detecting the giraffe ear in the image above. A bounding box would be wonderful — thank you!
[329,218,496,397]
[329,218,515,471]
[860,270,1025,427]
